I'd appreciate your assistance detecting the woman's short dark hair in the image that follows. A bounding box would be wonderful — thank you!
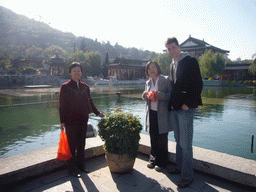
[145,61,161,77]
[69,62,83,73]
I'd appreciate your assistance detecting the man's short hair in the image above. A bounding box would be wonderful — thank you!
[165,37,179,47]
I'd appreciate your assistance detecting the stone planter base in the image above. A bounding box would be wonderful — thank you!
[105,153,135,173]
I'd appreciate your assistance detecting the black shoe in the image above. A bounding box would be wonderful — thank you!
[155,166,165,172]
[178,178,193,188]
[147,163,155,169]
[168,167,181,174]
[79,165,90,173]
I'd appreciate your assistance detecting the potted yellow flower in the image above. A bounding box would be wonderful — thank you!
[97,108,143,173]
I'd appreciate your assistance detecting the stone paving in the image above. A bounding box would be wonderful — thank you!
[7,154,254,192]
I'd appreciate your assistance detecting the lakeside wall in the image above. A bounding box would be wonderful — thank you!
[1,75,255,87]
[0,75,69,87]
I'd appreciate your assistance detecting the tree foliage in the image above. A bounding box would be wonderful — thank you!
[149,52,159,61]
[0,6,155,76]
[214,53,226,76]
[86,51,102,76]
[157,53,172,76]
[69,51,102,76]
[149,52,172,76]
[42,45,68,59]
[249,53,256,75]
[0,59,11,70]
[25,45,43,59]
[69,50,86,62]
[80,37,87,53]
[21,67,37,75]
[199,50,225,78]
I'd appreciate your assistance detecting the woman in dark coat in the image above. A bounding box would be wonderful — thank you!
[59,62,104,177]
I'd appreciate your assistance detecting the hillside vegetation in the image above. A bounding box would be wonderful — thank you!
[0,6,151,62]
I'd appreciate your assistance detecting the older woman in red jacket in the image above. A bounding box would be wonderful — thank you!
[59,62,104,177]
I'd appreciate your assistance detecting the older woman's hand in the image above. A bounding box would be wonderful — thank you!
[143,91,149,98]
[98,113,105,117]
[60,123,65,131]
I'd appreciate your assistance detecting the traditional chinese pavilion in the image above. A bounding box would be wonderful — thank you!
[108,57,148,80]
[49,53,65,76]
[180,35,230,59]
[224,62,252,80]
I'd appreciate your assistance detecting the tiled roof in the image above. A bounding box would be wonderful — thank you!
[180,36,229,53]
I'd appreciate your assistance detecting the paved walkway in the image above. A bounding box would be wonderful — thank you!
[8,153,254,192]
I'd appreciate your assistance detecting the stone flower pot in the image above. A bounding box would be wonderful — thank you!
[98,109,143,173]
[105,153,135,173]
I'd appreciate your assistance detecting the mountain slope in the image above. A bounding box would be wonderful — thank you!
[0,6,151,61]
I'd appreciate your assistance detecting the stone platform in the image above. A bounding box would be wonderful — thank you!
[0,134,255,191]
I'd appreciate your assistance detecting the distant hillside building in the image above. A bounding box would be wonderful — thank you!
[180,35,230,59]
[108,57,148,80]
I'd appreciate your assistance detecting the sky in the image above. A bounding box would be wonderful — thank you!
[1,0,256,61]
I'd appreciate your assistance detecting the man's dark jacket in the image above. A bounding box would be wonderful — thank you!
[168,55,203,111]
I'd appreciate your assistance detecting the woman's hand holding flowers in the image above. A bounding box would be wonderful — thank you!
[148,90,158,102]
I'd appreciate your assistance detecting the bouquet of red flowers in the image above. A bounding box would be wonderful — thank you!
[148,90,158,102]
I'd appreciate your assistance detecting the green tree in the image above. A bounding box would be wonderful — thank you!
[149,52,159,61]
[0,59,11,70]
[148,52,172,76]
[68,51,102,77]
[199,50,225,78]
[69,50,86,62]
[67,51,88,77]
[86,51,102,76]
[157,53,172,76]
[102,52,109,78]
[39,68,49,75]
[42,45,68,59]
[199,50,215,78]
[9,68,17,75]
[214,53,225,77]
[25,45,43,59]
[21,67,37,75]
[80,37,87,53]
[249,53,256,75]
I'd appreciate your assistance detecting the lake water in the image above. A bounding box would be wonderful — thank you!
[0,85,255,160]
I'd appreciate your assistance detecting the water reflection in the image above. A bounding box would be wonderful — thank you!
[0,102,60,157]
[202,86,256,99]
[0,85,255,160]
[196,104,224,119]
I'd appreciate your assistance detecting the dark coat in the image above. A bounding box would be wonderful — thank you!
[168,55,203,111]
[59,79,100,125]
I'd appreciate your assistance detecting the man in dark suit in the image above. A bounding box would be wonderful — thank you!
[165,37,203,188]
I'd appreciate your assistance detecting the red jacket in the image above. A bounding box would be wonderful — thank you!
[59,79,100,125]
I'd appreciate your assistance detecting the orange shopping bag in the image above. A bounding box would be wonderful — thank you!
[57,130,72,161]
